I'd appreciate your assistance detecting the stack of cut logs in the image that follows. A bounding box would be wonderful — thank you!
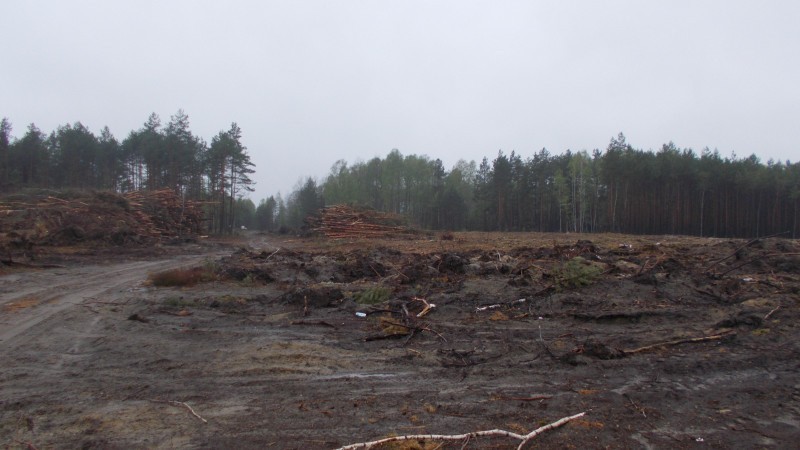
[306,205,416,239]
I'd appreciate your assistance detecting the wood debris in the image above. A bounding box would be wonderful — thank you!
[0,188,204,250]
[305,204,418,239]
[335,411,587,450]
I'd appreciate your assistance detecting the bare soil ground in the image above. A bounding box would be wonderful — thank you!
[1,232,799,449]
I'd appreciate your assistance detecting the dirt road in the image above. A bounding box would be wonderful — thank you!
[0,256,222,345]
[1,233,799,449]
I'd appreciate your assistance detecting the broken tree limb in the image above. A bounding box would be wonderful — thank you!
[623,331,734,355]
[334,411,586,450]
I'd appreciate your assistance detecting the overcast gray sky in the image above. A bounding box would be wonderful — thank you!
[3,1,799,201]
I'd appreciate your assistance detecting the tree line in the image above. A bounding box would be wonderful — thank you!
[0,111,255,233]
[3,113,797,239]
[272,133,799,238]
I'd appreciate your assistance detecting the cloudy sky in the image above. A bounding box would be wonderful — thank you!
[3,1,799,201]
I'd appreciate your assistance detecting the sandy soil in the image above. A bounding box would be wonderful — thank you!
[1,232,798,449]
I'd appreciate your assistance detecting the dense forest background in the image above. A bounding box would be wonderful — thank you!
[0,111,255,234]
[282,135,800,239]
[2,112,798,239]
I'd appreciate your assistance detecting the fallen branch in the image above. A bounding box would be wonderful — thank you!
[764,305,781,320]
[476,298,527,312]
[624,394,647,418]
[148,399,208,423]
[14,440,39,450]
[290,320,337,328]
[0,259,65,269]
[538,324,557,359]
[494,394,553,402]
[623,331,734,355]
[364,333,407,342]
[719,252,800,277]
[334,411,586,450]
[704,231,790,273]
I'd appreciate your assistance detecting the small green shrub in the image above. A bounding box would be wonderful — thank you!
[554,257,603,290]
[355,286,391,305]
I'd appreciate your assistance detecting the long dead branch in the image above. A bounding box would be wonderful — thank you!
[334,411,586,450]
[719,252,800,277]
[623,331,734,355]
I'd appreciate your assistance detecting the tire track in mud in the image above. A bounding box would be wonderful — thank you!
[0,253,228,348]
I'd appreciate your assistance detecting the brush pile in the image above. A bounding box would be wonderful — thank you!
[0,188,204,250]
[306,204,418,239]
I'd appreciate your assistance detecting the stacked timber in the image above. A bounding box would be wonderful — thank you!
[306,205,417,239]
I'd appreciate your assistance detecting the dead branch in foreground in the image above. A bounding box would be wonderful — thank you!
[147,399,207,423]
[623,331,734,355]
[334,411,586,450]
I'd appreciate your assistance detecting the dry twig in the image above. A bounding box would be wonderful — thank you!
[148,399,208,423]
[377,319,447,342]
[764,305,781,320]
[411,296,435,317]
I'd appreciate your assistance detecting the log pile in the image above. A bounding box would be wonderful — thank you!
[306,205,418,239]
[124,189,204,239]
[0,189,204,249]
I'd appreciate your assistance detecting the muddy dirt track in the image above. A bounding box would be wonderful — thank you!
[1,232,799,449]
